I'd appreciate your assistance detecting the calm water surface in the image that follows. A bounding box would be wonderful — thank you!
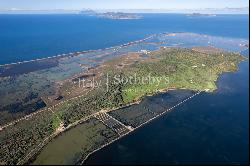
[0,14,249,64]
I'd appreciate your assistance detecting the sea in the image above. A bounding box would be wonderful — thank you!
[0,13,249,164]
[0,14,248,64]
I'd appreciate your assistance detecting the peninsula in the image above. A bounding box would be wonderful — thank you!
[0,44,245,165]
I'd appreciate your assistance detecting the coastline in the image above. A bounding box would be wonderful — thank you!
[81,60,249,165]
[79,59,247,165]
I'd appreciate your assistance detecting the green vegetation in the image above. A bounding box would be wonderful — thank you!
[50,114,61,131]
[121,48,244,103]
[0,111,55,165]
[0,47,244,165]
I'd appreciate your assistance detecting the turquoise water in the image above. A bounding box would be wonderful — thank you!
[0,14,249,64]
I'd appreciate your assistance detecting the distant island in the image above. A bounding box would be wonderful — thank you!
[98,12,142,20]
[187,13,217,17]
[79,9,96,16]
[80,10,142,20]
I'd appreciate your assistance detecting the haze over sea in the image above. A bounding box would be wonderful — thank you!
[0,14,249,64]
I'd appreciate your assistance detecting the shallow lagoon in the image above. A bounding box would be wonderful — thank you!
[32,118,118,165]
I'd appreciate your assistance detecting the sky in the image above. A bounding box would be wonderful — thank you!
[0,0,249,10]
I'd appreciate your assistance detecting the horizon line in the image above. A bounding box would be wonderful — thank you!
[0,6,249,11]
